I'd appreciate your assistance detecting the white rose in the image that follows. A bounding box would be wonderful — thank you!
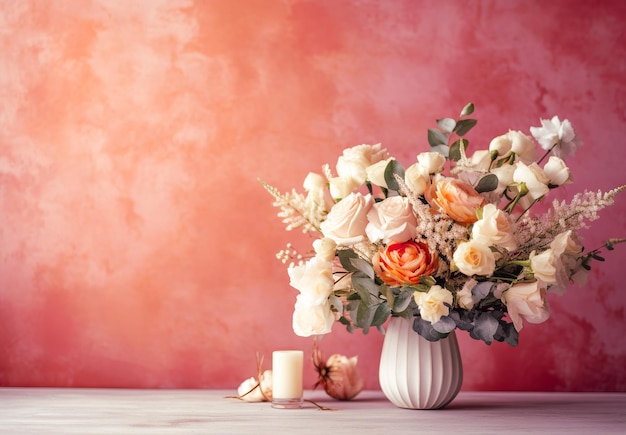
[489,131,536,163]
[365,158,394,188]
[529,249,558,284]
[320,192,373,245]
[472,204,517,251]
[404,163,430,195]
[490,164,516,195]
[489,133,512,156]
[288,257,334,305]
[292,295,334,337]
[336,144,389,185]
[313,237,337,262]
[417,151,446,174]
[328,176,360,200]
[365,196,417,244]
[513,161,550,200]
[543,156,573,186]
[508,130,536,164]
[453,240,496,276]
[502,281,550,332]
[414,285,454,323]
[466,149,493,171]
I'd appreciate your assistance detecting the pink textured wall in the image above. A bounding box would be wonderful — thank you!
[1,0,625,391]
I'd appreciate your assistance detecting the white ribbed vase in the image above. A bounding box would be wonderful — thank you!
[379,316,463,410]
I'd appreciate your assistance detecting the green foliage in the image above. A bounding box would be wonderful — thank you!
[429,103,477,158]
[475,173,499,193]
[384,160,406,192]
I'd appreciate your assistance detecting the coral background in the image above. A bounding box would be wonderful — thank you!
[1,0,625,392]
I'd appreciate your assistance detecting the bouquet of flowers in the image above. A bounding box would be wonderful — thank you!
[262,104,623,346]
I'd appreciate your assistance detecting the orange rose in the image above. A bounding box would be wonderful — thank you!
[373,241,438,286]
[424,177,486,224]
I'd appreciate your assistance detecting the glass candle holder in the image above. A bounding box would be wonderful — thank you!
[271,350,304,409]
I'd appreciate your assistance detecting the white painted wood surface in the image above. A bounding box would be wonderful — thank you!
[1,388,625,434]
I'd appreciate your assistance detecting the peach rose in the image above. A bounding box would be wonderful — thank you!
[425,177,486,224]
[320,192,373,245]
[372,241,438,286]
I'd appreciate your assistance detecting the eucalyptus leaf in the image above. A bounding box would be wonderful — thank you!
[494,321,519,346]
[474,173,499,193]
[430,144,449,158]
[453,118,477,136]
[338,249,360,272]
[448,310,473,331]
[428,128,448,147]
[384,159,405,192]
[350,257,375,279]
[352,272,380,300]
[371,303,391,327]
[472,281,493,302]
[436,117,456,134]
[432,316,456,333]
[356,301,371,332]
[470,313,499,344]
[460,102,475,116]
[393,288,414,313]
[448,138,469,162]
[413,316,448,342]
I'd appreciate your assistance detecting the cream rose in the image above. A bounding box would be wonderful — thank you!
[373,241,438,286]
[292,295,334,337]
[424,177,487,224]
[320,192,373,245]
[404,163,430,195]
[365,196,417,244]
[513,161,550,200]
[489,130,536,163]
[550,230,581,257]
[417,151,446,174]
[502,281,550,332]
[288,257,334,305]
[328,176,360,200]
[453,240,496,276]
[529,249,558,284]
[472,204,517,251]
[549,230,583,294]
[336,143,389,185]
[365,158,394,188]
[415,285,454,324]
[544,156,573,186]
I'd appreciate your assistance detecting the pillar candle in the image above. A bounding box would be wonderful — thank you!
[272,350,303,409]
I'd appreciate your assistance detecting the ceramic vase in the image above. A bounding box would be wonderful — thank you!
[379,316,463,409]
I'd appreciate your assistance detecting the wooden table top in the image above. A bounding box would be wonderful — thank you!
[1,388,625,434]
